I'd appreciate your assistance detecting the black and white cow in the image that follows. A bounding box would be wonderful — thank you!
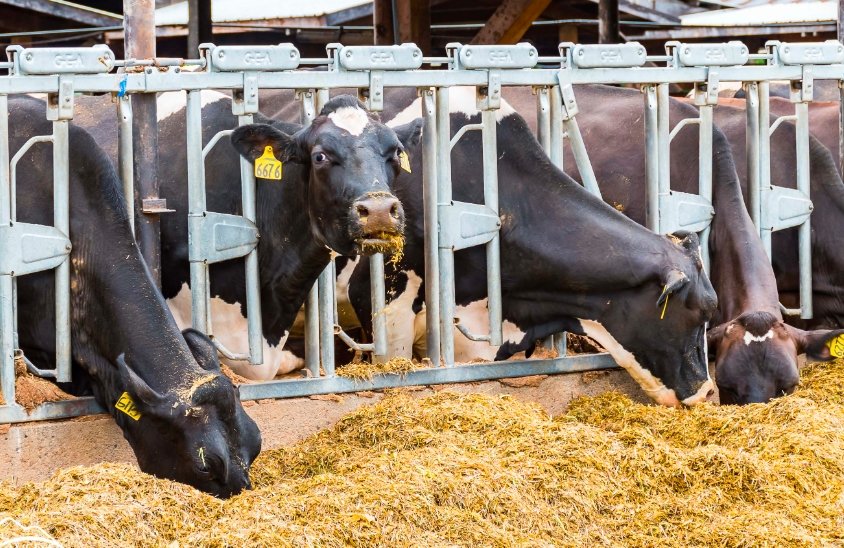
[12,97,260,497]
[76,92,422,381]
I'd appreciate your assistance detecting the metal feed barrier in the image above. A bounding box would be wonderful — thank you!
[0,38,841,422]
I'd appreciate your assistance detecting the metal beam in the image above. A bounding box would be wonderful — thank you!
[327,2,374,26]
[599,0,619,44]
[629,24,834,41]
[187,0,212,57]
[470,0,552,45]
[396,0,431,54]
[0,0,121,27]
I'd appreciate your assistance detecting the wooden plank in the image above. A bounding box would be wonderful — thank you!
[0,0,120,26]
[470,0,552,45]
[395,0,431,54]
[373,0,395,45]
[599,0,619,43]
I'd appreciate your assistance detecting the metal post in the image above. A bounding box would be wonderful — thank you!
[838,0,844,174]
[758,81,772,257]
[369,254,387,359]
[318,262,336,375]
[643,85,659,232]
[421,89,440,367]
[301,90,320,376]
[656,83,671,234]
[563,115,601,198]
[481,109,503,346]
[124,0,160,286]
[436,86,455,367]
[536,87,551,154]
[0,95,14,404]
[549,85,564,169]
[698,103,713,272]
[795,101,813,319]
[238,114,263,365]
[745,82,761,231]
[598,0,620,44]
[52,120,71,383]
[186,90,209,334]
[117,95,135,236]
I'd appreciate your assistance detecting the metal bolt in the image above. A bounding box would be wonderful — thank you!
[783,47,790,54]
[25,53,32,61]
[346,50,352,57]
[65,243,72,251]
[413,51,419,57]
[529,50,535,56]
[290,51,296,58]
[218,51,225,58]
[684,48,690,55]
[465,50,472,57]
[578,49,584,56]
[145,67,153,74]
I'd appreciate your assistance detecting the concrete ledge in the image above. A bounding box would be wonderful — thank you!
[0,369,646,484]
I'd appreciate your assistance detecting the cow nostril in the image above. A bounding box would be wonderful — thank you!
[390,202,400,219]
[707,388,715,398]
[356,205,369,219]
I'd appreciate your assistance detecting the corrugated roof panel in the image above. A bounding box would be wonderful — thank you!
[155,0,370,26]
[681,0,835,26]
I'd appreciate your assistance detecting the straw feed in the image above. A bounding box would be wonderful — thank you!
[3,360,844,547]
[0,356,74,411]
[337,356,419,380]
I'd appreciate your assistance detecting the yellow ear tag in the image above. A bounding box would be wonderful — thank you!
[660,284,669,320]
[254,146,283,180]
[827,334,844,358]
[399,151,412,173]
[115,391,142,421]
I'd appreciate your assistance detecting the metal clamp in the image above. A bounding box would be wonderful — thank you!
[331,43,423,71]
[438,201,500,251]
[773,40,844,66]
[762,186,813,232]
[7,44,115,75]
[0,223,71,276]
[232,72,259,115]
[659,191,715,235]
[791,65,814,103]
[456,43,537,70]
[693,70,720,106]
[188,212,259,264]
[203,43,300,72]
[477,70,501,111]
[46,76,74,121]
[670,41,748,67]
[562,42,647,69]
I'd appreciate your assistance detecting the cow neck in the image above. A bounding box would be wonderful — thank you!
[806,137,844,303]
[708,129,782,323]
[254,164,331,346]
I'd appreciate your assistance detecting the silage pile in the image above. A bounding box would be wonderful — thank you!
[3,362,844,547]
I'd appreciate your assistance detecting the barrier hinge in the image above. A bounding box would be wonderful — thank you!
[188,212,259,264]
[762,185,813,232]
[0,223,71,276]
[47,76,74,121]
[438,201,500,251]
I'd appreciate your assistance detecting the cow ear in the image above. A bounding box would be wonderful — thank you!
[785,325,844,361]
[231,123,299,163]
[706,322,728,353]
[393,118,424,148]
[182,328,221,372]
[657,269,689,308]
[115,353,169,411]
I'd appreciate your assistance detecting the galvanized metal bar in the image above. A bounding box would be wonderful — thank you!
[369,253,388,360]
[481,108,503,346]
[201,129,234,159]
[52,120,72,383]
[335,326,374,353]
[449,123,483,150]
[536,86,551,153]
[644,84,659,232]
[549,85,564,169]
[656,83,671,234]
[0,95,15,407]
[769,114,797,135]
[421,88,441,367]
[436,86,455,367]
[562,116,601,199]
[795,100,813,319]
[698,104,713,272]
[300,89,320,377]
[668,117,701,142]
[238,114,263,365]
[745,82,761,231]
[758,81,773,257]
[318,261,336,375]
[186,89,210,334]
[117,95,135,236]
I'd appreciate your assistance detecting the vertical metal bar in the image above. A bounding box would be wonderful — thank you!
[563,116,601,199]
[536,87,551,154]
[549,85,564,169]
[745,82,761,232]
[436,86,455,367]
[656,83,671,234]
[644,84,659,232]
[421,89,441,367]
[758,81,773,258]
[795,101,813,319]
[238,114,263,365]
[0,95,15,404]
[117,95,135,236]
[698,104,713,272]
[53,120,71,383]
[318,262,336,375]
[481,109,503,346]
[186,90,209,334]
[300,90,320,376]
[370,254,387,359]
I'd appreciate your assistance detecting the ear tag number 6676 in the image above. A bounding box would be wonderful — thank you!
[255,146,283,180]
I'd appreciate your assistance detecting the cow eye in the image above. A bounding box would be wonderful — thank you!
[313,152,328,164]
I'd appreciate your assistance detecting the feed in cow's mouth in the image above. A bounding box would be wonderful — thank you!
[355,231,405,261]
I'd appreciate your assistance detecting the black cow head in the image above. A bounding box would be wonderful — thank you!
[584,233,718,407]
[114,329,261,498]
[231,95,424,257]
[708,312,844,404]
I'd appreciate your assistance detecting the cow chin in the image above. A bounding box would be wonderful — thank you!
[355,231,405,257]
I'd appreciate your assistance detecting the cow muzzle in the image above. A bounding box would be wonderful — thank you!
[351,192,405,254]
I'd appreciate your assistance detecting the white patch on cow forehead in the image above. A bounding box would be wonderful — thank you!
[327,106,370,136]
[157,90,227,122]
[743,329,774,345]
[578,318,681,407]
[448,86,517,121]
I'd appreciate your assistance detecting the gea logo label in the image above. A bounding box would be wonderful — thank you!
[600,49,622,62]
[488,50,513,63]
[244,51,271,65]
[53,53,83,68]
[369,52,396,64]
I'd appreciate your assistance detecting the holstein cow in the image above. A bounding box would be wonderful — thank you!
[346,87,719,407]
[11,97,260,497]
[709,101,844,331]
[75,92,422,380]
